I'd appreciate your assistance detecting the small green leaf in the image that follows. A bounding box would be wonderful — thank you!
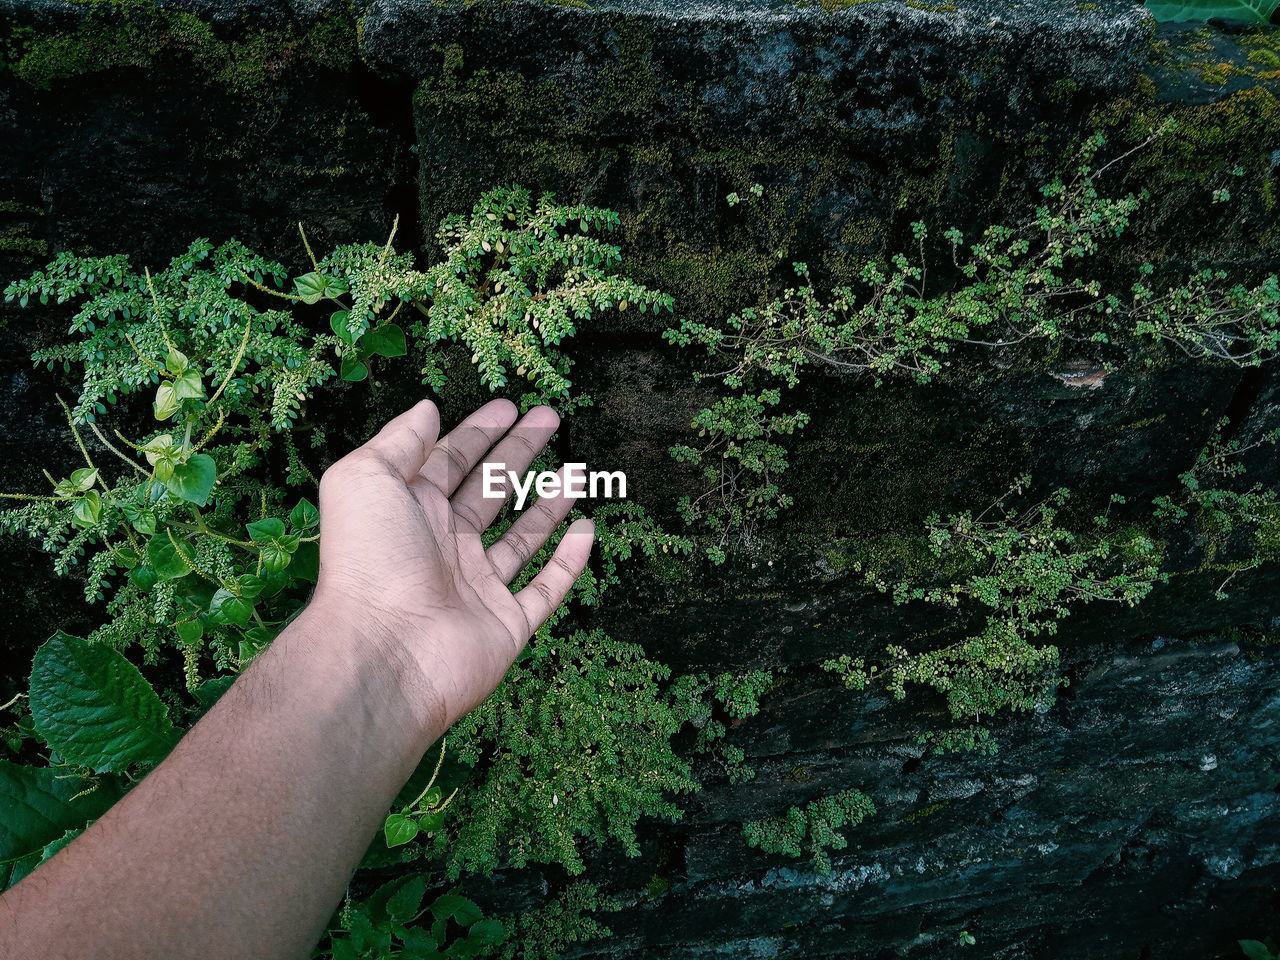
[29,633,179,772]
[430,894,482,926]
[153,382,180,421]
[362,324,407,358]
[294,273,348,304]
[69,468,98,493]
[340,354,369,382]
[386,876,427,923]
[289,498,319,531]
[467,918,506,945]
[330,310,354,344]
[246,518,287,542]
[146,536,192,581]
[383,813,419,847]
[1240,942,1276,960]
[121,501,157,536]
[209,589,253,628]
[166,454,216,506]
[165,346,189,375]
[72,490,101,528]
[420,786,442,809]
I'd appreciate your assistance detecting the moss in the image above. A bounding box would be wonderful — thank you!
[0,236,47,256]
[639,247,775,325]
[811,0,889,10]
[644,874,671,898]
[4,3,357,97]
[0,201,40,215]
[902,800,949,823]
[1091,83,1280,257]
[1119,415,1168,430]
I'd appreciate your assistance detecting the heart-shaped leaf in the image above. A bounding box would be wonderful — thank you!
[153,382,180,421]
[289,498,319,531]
[209,588,254,628]
[361,323,407,358]
[172,367,204,400]
[259,541,293,573]
[165,346,189,376]
[29,633,179,772]
[246,518,286,542]
[340,354,369,382]
[383,813,419,847]
[166,454,216,506]
[72,490,101,528]
[294,273,349,304]
[330,310,355,344]
[129,564,159,592]
[69,468,98,492]
[430,894,482,926]
[146,536,192,581]
[122,501,157,535]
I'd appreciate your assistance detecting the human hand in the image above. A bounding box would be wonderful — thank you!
[310,398,594,728]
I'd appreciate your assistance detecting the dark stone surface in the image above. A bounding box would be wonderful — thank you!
[563,633,1280,960]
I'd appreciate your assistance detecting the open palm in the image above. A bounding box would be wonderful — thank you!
[314,398,593,724]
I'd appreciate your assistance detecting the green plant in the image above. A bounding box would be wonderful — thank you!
[823,480,1164,739]
[321,880,505,960]
[1154,420,1280,596]
[0,192,733,958]
[496,883,617,960]
[666,131,1280,544]
[742,788,876,874]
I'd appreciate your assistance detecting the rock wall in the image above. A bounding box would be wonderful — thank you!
[2,0,1279,956]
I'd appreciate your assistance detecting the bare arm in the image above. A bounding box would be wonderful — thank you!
[0,398,594,960]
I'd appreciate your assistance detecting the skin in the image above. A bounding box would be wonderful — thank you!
[0,397,595,960]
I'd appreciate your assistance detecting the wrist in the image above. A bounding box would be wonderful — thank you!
[286,595,454,741]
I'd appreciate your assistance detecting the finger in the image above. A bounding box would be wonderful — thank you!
[451,405,560,534]
[486,464,580,582]
[358,399,440,481]
[418,399,518,497]
[513,518,594,632]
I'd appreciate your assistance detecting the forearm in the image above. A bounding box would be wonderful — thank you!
[0,601,444,960]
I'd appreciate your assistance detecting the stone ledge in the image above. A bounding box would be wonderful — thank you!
[365,0,1153,138]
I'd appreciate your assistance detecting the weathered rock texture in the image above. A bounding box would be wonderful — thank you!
[1,0,1279,956]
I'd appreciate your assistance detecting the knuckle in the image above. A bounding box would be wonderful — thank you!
[454,500,486,532]
[506,531,535,563]
[444,443,471,483]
